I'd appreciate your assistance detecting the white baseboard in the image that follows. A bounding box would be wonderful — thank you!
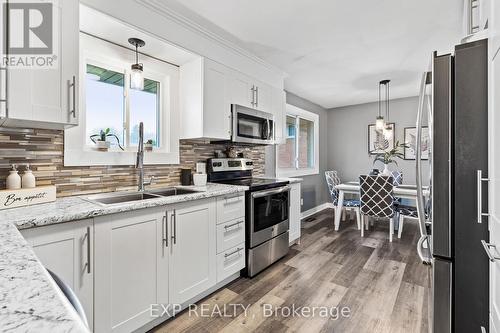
[301,203,334,219]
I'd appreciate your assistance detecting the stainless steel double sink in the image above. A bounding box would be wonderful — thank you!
[86,188,199,205]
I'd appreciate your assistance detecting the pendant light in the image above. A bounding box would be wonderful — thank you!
[128,38,145,91]
[375,81,385,131]
[380,79,393,141]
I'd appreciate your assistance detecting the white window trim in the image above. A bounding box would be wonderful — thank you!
[276,104,319,178]
[64,33,180,166]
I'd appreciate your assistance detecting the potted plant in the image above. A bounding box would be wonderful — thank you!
[373,140,408,176]
[90,128,124,151]
[144,139,154,152]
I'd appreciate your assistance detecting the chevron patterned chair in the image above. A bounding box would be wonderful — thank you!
[325,170,361,230]
[359,175,396,242]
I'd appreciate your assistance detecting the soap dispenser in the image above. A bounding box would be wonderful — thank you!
[22,164,36,189]
[6,164,21,190]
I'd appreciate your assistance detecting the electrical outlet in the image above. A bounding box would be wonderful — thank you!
[300,198,303,206]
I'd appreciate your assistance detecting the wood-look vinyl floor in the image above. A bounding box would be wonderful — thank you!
[152,209,431,333]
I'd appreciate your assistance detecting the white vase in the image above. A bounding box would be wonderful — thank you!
[382,164,391,176]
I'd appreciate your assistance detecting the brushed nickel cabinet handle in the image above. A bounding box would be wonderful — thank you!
[224,220,243,230]
[85,226,91,274]
[255,86,258,108]
[477,170,489,223]
[162,213,168,247]
[69,76,76,118]
[171,210,177,245]
[224,247,243,259]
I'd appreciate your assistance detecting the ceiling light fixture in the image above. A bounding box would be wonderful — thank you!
[376,81,385,131]
[379,79,393,141]
[128,37,145,91]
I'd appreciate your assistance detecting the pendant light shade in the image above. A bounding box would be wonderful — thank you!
[375,116,385,131]
[378,79,392,140]
[130,64,144,90]
[383,124,393,141]
[128,38,145,91]
[376,81,385,130]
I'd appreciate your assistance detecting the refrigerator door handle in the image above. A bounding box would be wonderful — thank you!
[481,240,500,262]
[416,71,431,238]
[477,170,489,223]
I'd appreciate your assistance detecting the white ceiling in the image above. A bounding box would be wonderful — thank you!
[164,0,464,108]
[80,5,198,67]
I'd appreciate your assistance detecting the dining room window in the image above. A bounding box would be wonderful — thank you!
[276,104,319,177]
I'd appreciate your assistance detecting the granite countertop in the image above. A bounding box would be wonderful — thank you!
[0,223,90,332]
[2,183,248,230]
[254,176,303,184]
[0,183,247,332]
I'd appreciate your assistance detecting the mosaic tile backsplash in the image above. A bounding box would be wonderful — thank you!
[0,127,265,197]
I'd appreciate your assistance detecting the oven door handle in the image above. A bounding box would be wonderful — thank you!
[251,186,291,198]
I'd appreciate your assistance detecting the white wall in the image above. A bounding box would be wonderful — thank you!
[326,96,430,185]
[266,92,330,212]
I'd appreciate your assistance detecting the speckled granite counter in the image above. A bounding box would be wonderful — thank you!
[0,222,90,332]
[3,183,248,230]
[0,183,247,332]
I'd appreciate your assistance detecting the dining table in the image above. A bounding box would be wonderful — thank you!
[333,182,430,231]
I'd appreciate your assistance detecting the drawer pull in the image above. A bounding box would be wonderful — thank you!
[224,220,243,230]
[224,247,243,260]
[224,196,242,205]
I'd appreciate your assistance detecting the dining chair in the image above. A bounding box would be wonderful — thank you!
[325,170,361,230]
[359,175,396,242]
[391,171,403,186]
[395,198,430,238]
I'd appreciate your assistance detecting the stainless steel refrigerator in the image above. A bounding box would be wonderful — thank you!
[415,38,489,333]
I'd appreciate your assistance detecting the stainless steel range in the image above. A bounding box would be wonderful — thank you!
[207,158,290,277]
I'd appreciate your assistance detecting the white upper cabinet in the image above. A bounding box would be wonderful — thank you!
[272,88,286,144]
[492,0,500,55]
[229,71,272,113]
[180,57,285,143]
[180,57,231,140]
[230,72,254,109]
[3,0,79,129]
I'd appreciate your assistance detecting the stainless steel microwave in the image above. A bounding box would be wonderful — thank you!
[231,104,274,145]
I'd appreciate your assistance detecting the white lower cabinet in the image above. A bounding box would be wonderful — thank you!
[94,208,169,333]
[21,219,94,331]
[168,199,217,305]
[289,182,302,244]
[216,218,245,253]
[21,196,243,333]
[216,244,245,282]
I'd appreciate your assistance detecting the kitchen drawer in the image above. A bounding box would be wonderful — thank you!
[217,218,245,254]
[217,194,245,224]
[216,243,245,282]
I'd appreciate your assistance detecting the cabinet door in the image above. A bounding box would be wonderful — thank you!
[230,71,254,108]
[7,0,78,126]
[203,59,231,139]
[272,88,286,144]
[94,208,168,333]
[21,219,94,330]
[493,0,500,56]
[254,82,272,113]
[289,183,302,243]
[169,199,216,305]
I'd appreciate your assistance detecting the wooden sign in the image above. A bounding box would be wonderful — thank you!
[0,186,56,210]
